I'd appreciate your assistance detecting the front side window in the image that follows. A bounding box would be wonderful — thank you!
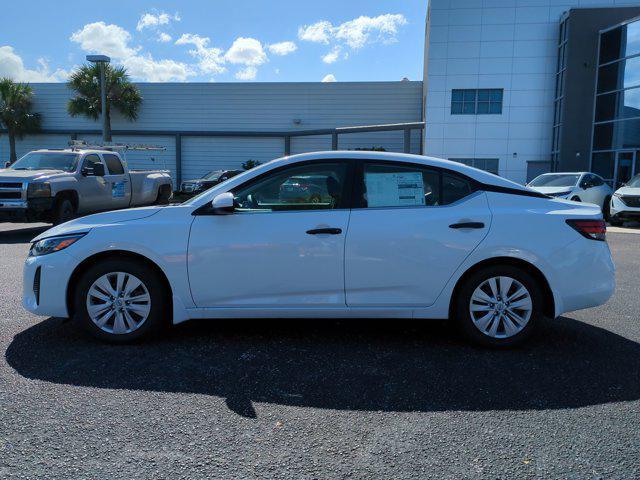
[103,154,124,175]
[358,162,474,208]
[233,162,348,212]
[82,154,102,173]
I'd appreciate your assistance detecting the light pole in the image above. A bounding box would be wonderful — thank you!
[86,55,111,142]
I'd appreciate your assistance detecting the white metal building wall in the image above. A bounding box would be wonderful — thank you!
[423,0,640,184]
[2,81,423,184]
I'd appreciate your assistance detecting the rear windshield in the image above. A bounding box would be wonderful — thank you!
[529,174,580,187]
[10,152,79,172]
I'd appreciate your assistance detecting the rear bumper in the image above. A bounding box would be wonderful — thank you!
[550,238,615,316]
[23,250,76,318]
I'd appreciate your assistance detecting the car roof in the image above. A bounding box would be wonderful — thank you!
[266,151,529,191]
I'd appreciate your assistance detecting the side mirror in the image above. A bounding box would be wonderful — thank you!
[211,192,235,215]
[4,161,10,168]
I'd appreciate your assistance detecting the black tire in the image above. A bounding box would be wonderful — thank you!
[609,217,624,227]
[73,259,167,343]
[155,186,172,205]
[453,265,545,348]
[571,196,581,202]
[603,196,612,221]
[52,197,76,225]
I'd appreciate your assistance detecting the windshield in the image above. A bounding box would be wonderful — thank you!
[627,174,640,188]
[10,152,79,172]
[529,174,580,188]
[202,170,224,180]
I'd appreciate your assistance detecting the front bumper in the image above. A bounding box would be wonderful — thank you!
[610,195,640,219]
[0,198,54,222]
[23,250,76,318]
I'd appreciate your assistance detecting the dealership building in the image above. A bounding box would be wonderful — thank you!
[4,1,640,187]
[424,0,640,185]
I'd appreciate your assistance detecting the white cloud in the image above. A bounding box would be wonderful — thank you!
[225,37,267,66]
[72,22,193,82]
[321,74,336,83]
[0,46,70,82]
[322,46,341,64]
[335,14,407,49]
[268,41,297,56]
[136,12,180,31]
[123,54,192,82]
[175,33,226,74]
[298,21,332,44]
[299,14,407,52]
[157,32,172,43]
[235,66,257,81]
[70,21,139,59]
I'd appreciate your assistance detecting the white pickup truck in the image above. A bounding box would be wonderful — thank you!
[0,148,173,224]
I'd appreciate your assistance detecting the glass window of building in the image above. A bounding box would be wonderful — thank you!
[450,158,500,175]
[451,89,502,115]
[592,17,640,187]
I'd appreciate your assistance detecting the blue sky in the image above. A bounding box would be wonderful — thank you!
[1,0,426,83]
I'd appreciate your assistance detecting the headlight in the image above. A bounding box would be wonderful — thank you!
[613,192,622,198]
[27,182,51,198]
[549,191,572,197]
[29,233,86,257]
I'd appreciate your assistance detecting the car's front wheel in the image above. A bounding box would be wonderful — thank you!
[453,265,544,348]
[73,259,167,343]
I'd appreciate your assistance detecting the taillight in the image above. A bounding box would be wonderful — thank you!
[566,219,606,241]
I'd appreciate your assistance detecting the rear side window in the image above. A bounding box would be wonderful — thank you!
[358,162,474,208]
[103,154,124,175]
[443,173,473,204]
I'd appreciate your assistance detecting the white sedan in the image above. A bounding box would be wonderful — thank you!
[527,172,613,218]
[23,152,615,347]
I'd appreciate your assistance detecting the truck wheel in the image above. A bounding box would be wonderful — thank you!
[603,196,612,221]
[53,198,76,225]
[73,258,167,343]
[155,186,172,205]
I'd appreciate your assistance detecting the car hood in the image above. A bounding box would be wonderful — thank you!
[0,169,66,181]
[31,206,163,242]
[615,186,640,196]
[529,186,574,195]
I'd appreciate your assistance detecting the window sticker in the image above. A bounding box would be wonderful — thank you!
[365,172,425,207]
[112,182,125,198]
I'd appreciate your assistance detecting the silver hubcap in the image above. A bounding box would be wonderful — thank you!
[469,276,533,339]
[86,272,151,335]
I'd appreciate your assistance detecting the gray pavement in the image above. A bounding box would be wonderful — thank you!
[0,222,638,479]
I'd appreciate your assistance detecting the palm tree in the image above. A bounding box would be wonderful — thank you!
[0,78,42,165]
[67,64,142,142]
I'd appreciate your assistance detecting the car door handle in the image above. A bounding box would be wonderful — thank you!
[449,222,485,229]
[306,228,342,235]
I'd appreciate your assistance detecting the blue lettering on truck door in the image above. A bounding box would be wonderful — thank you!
[112,182,125,198]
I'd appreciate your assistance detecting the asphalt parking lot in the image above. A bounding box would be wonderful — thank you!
[0,223,639,479]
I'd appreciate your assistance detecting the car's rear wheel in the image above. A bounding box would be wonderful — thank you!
[73,259,166,343]
[453,265,545,348]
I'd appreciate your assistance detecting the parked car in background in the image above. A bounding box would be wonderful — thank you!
[527,172,612,217]
[23,152,614,348]
[610,174,640,226]
[179,169,243,197]
[0,149,173,224]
